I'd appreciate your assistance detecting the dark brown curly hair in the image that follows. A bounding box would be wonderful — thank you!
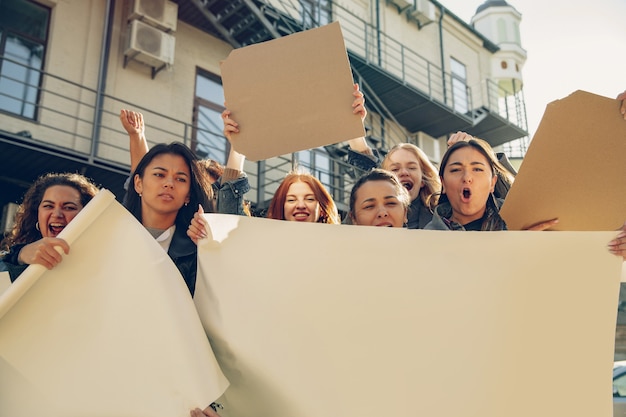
[1,172,99,251]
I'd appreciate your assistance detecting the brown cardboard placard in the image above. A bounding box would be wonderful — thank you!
[500,90,626,230]
[220,21,365,161]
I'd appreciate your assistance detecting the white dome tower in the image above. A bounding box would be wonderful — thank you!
[471,0,526,96]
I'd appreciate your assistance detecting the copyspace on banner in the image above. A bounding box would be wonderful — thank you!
[500,90,626,231]
[0,189,228,417]
[219,21,365,161]
[0,272,10,297]
[195,213,622,417]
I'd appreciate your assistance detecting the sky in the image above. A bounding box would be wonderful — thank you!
[441,0,626,138]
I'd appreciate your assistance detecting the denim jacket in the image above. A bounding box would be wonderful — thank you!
[213,174,250,216]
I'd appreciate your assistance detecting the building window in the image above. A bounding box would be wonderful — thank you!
[497,18,507,42]
[300,0,332,29]
[297,147,333,194]
[450,57,468,114]
[193,69,228,163]
[0,0,50,119]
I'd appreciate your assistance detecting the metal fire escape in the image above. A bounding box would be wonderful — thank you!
[180,0,528,149]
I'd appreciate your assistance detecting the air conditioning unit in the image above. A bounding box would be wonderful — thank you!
[127,0,178,32]
[124,19,175,69]
[409,0,436,26]
[389,0,412,10]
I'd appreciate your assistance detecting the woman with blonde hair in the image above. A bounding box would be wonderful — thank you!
[379,142,441,228]
[348,137,441,229]
[266,169,340,224]
[347,85,440,229]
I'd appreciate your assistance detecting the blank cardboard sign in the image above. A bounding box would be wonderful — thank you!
[220,22,365,161]
[500,90,626,231]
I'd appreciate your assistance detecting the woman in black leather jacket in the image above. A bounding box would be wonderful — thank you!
[123,141,213,297]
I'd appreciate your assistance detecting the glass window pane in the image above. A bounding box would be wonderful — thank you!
[0,35,42,118]
[450,58,468,114]
[298,149,332,191]
[0,0,49,40]
[298,150,311,166]
[300,0,331,28]
[195,75,224,105]
[315,152,330,186]
[450,58,466,79]
[195,104,227,163]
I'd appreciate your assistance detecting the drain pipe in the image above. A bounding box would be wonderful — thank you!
[438,4,447,105]
[90,0,115,162]
[376,0,381,66]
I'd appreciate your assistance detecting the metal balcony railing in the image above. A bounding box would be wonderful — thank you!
[259,0,526,128]
[0,55,370,216]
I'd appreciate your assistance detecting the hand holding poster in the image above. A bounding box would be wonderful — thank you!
[0,190,228,417]
[220,22,365,161]
[195,214,621,417]
[500,90,626,231]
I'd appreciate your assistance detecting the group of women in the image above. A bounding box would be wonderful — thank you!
[1,89,625,417]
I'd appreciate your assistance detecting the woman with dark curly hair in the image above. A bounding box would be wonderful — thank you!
[1,172,99,281]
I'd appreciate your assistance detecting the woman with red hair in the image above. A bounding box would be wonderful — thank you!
[266,168,340,224]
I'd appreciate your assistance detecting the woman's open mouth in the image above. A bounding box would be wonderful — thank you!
[461,188,472,202]
[49,222,66,236]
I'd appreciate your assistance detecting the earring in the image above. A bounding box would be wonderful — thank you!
[139,193,142,197]
[184,202,188,207]
[35,222,40,231]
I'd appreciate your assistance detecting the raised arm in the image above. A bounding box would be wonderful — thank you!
[347,83,372,154]
[215,108,251,216]
[120,109,149,173]
[221,108,245,172]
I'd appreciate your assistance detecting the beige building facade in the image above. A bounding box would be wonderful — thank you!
[4,0,626,360]
[0,0,528,218]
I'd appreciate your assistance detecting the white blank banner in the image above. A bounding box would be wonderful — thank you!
[0,190,228,417]
[196,214,621,417]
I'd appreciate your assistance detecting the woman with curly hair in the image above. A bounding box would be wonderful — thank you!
[1,172,99,281]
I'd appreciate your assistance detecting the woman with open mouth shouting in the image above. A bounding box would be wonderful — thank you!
[424,139,557,231]
[1,172,99,281]
[347,86,441,229]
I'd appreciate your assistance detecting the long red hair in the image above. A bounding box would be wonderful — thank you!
[266,170,340,224]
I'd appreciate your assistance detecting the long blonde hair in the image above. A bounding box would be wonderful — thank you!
[382,143,441,210]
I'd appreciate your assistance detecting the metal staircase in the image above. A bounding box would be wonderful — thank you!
[181,0,528,150]
[187,0,303,47]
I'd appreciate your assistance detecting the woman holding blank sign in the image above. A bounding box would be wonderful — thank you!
[1,173,99,281]
[265,168,341,224]
[425,139,557,232]
[347,85,441,229]
[348,168,410,228]
[222,98,342,224]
